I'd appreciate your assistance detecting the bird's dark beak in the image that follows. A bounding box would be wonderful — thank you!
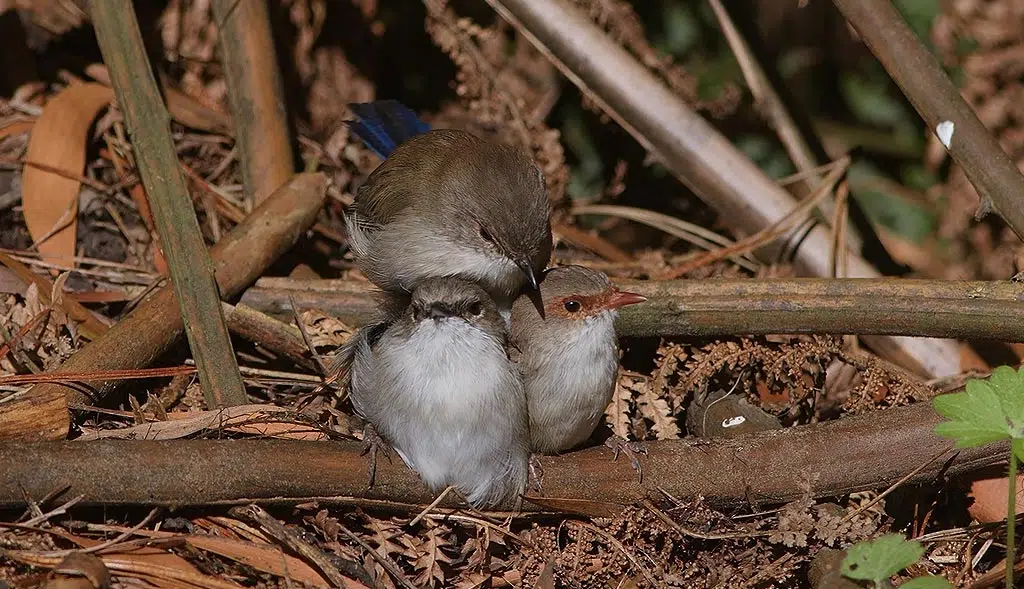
[428,302,455,320]
[606,290,647,309]
[516,260,540,291]
[513,259,545,317]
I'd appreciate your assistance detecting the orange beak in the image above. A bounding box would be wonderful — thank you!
[605,290,647,309]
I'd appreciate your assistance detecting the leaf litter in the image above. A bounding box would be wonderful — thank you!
[0,0,1021,587]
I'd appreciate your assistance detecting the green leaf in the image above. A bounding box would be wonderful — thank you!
[894,0,941,42]
[933,366,1024,448]
[840,71,915,129]
[901,576,954,589]
[989,366,1024,435]
[841,535,925,582]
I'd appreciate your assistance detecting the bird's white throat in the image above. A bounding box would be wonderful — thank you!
[348,216,523,304]
[391,317,509,407]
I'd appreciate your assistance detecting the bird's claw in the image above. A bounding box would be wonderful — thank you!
[527,454,545,493]
[604,435,647,483]
[360,423,392,488]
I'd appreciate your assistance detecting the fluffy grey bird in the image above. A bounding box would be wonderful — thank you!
[348,278,529,507]
[345,102,552,309]
[510,266,646,454]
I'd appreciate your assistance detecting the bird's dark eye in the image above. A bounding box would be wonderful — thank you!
[467,301,483,317]
[563,300,582,313]
[479,227,494,243]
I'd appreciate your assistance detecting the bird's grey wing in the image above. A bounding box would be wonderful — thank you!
[336,321,391,407]
[352,147,427,224]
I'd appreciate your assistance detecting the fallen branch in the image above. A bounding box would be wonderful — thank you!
[0,403,1002,516]
[223,302,313,370]
[212,0,293,204]
[93,2,245,406]
[240,277,1024,341]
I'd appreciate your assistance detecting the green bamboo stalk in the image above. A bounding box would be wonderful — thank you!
[91,1,246,407]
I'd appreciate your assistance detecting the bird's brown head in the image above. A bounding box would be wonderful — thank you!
[511,265,646,333]
[372,130,552,294]
[409,277,506,337]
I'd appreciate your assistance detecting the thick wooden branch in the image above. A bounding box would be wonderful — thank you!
[0,403,1003,516]
[240,277,1024,341]
[92,2,245,406]
[832,0,1024,241]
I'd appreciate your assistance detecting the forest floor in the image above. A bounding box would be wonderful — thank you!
[2,1,1024,587]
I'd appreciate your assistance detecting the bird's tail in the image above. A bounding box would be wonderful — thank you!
[346,100,431,158]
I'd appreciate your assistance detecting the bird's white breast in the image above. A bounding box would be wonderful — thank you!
[346,214,523,306]
[525,312,619,453]
[386,319,510,412]
[353,317,528,506]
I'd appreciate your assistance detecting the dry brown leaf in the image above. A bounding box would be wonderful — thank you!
[3,533,237,589]
[604,378,632,439]
[0,120,35,141]
[183,534,367,589]
[22,82,113,269]
[0,251,109,339]
[968,474,1024,523]
[406,525,453,587]
[77,404,323,441]
[52,552,111,589]
[633,379,680,440]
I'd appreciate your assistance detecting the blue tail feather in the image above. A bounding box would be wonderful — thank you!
[346,100,432,158]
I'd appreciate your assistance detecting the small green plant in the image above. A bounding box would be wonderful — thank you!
[933,364,1024,589]
[840,534,952,588]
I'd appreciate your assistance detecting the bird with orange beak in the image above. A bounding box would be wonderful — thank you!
[510,265,647,455]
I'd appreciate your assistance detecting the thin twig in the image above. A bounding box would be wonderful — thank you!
[288,295,328,376]
[228,504,360,589]
[409,486,457,527]
[86,507,161,555]
[336,521,418,589]
[841,437,950,524]
[641,499,767,541]
[659,155,850,278]
[572,204,759,271]
[21,494,84,527]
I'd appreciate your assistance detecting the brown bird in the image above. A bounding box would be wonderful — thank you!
[346,102,552,312]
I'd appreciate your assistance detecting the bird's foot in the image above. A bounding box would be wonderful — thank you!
[604,435,647,484]
[360,423,392,488]
[527,454,545,493]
